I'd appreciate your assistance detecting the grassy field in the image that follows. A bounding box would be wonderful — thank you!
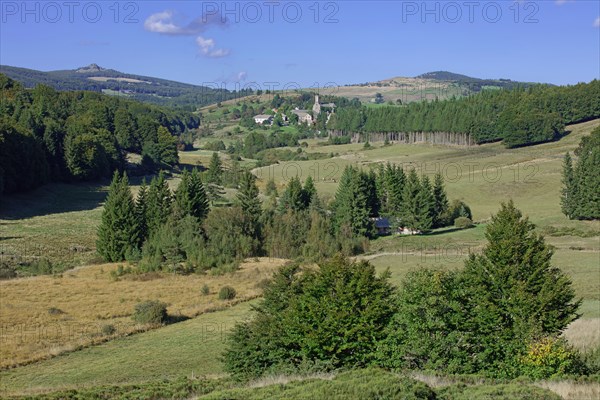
[0,258,285,369]
[0,301,256,396]
[0,119,598,398]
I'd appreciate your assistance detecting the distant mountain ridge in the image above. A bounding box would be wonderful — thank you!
[0,64,244,109]
[414,70,544,91]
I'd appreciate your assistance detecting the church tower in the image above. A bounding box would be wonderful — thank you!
[312,95,321,117]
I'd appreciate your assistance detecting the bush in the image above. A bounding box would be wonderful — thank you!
[519,337,588,378]
[218,286,237,300]
[201,284,210,296]
[132,300,168,325]
[454,216,473,229]
[101,324,116,335]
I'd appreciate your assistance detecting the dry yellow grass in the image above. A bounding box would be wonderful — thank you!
[563,318,600,353]
[0,257,286,369]
[536,380,600,400]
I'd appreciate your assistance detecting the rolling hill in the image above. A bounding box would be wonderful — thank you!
[0,64,245,109]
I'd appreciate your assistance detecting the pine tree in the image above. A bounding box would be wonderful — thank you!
[189,168,209,222]
[560,152,576,219]
[332,166,374,238]
[146,171,172,236]
[134,178,149,247]
[302,176,316,208]
[174,170,192,218]
[206,152,223,185]
[279,176,305,212]
[400,169,431,232]
[97,171,138,262]
[419,175,436,231]
[462,201,580,370]
[237,170,262,239]
[432,172,449,228]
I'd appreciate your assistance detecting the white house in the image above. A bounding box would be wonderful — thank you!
[254,114,273,125]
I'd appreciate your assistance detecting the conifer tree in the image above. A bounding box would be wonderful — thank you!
[174,170,192,218]
[400,169,432,232]
[97,171,138,262]
[432,172,449,228]
[333,166,375,238]
[146,171,172,236]
[560,152,576,219]
[134,178,149,247]
[237,170,262,239]
[302,176,316,208]
[189,168,209,222]
[206,152,223,185]
[462,201,580,369]
[279,176,305,212]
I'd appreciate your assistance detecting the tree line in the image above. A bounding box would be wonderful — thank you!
[0,75,200,195]
[561,125,600,220]
[224,202,585,380]
[97,159,471,273]
[327,81,600,148]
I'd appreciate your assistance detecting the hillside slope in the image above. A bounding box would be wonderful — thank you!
[0,64,242,108]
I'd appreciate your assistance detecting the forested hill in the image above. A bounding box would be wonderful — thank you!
[416,70,540,91]
[327,80,600,148]
[0,64,245,110]
[0,74,200,196]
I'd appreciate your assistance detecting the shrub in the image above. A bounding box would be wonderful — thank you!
[101,324,116,335]
[47,307,65,315]
[201,284,210,296]
[519,337,588,378]
[132,300,168,325]
[218,286,237,300]
[454,216,473,229]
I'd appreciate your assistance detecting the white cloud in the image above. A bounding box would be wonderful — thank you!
[196,36,230,58]
[594,16,600,28]
[554,0,573,5]
[144,10,227,35]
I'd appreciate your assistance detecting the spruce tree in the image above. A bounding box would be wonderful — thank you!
[462,201,580,370]
[189,168,209,222]
[134,178,149,247]
[302,176,316,208]
[279,176,305,212]
[432,172,449,228]
[237,170,262,240]
[560,152,576,219]
[419,175,436,232]
[400,169,431,232]
[332,166,374,238]
[146,171,172,236]
[206,152,223,185]
[174,170,192,218]
[97,171,138,262]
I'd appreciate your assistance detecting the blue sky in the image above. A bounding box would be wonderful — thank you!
[1,1,599,88]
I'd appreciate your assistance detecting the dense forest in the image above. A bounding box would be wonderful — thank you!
[0,65,246,110]
[0,74,200,196]
[561,126,600,220]
[327,81,600,148]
